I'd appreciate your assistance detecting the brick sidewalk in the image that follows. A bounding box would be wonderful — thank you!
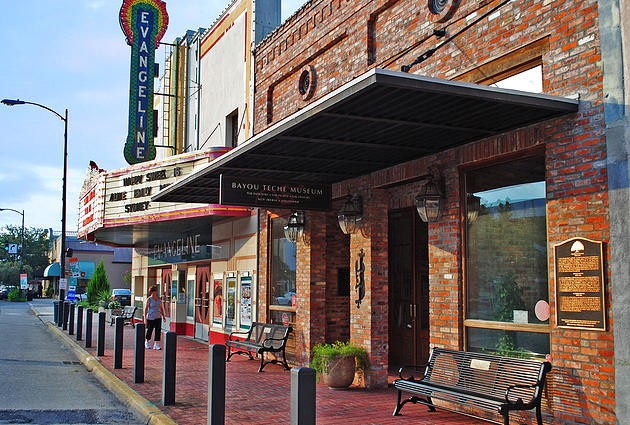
[55,306,487,424]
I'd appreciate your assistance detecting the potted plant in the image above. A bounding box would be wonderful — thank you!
[310,340,370,389]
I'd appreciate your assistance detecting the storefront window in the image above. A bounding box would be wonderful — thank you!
[465,156,550,357]
[270,217,297,309]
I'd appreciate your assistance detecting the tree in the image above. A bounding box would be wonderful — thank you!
[0,225,50,284]
[86,260,111,306]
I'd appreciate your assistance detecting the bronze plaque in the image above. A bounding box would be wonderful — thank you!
[554,237,606,331]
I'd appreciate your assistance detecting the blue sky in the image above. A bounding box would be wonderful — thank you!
[0,0,304,233]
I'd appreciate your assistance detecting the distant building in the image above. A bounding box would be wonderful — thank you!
[43,231,132,295]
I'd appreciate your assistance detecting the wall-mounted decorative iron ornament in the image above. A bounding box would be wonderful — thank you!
[355,248,365,308]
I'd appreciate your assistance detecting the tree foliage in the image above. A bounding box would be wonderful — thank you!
[0,225,50,284]
[86,260,110,305]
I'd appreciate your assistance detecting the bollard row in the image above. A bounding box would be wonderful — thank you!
[58,306,316,423]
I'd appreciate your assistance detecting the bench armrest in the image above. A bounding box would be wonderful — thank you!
[397,364,429,381]
[261,337,287,349]
[504,383,538,406]
[228,330,251,340]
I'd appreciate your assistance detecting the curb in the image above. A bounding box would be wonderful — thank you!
[37,310,177,425]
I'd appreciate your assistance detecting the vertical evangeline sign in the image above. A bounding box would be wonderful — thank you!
[119,0,169,165]
[554,237,606,331]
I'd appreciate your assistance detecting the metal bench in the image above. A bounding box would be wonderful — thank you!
[226,322,292,372]
[393,347,552,425]
[110,305,138,328]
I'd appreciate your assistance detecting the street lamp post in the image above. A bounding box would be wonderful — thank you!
[2,98,68,300]
[0,208,25,273]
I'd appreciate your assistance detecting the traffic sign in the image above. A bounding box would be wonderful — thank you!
[7,244,18,254]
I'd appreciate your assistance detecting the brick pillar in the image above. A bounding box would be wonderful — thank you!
[295,211,327,365]
[350,190,388,388]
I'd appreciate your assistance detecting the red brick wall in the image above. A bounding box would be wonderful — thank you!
[324,208,350,343]
[254,0,613,422]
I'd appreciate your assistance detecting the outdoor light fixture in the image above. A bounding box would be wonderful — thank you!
[2,98,68,300]
[415,175,443,223]
[466,194,481,223]
[337,194,363,235]
[284,211,305,244]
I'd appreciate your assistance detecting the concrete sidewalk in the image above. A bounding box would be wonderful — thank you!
[31,299,486,424]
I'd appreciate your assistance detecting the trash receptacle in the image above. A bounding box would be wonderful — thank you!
[53,300,59,323]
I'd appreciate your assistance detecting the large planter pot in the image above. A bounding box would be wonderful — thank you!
[322,355,356,389]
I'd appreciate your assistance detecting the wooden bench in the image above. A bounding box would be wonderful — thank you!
[110,306,138,328]
[226,322,292,372]
[393,347,552,425]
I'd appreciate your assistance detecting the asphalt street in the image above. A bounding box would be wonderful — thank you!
[0,300,143,424]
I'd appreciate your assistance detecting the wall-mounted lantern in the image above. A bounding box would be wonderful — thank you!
[284,211,305,244]
[337,194,363,235]
[415,175,443,223]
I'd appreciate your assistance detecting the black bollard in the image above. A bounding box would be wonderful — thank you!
[68,304,75,335]
[207,344,226,425]
[57,299,64,327]
[76,305,83,341]
[85,309,93,348]
[114,316,124,369]
[97,311,106,356]
[290,367,316,425]
[134,323,146,383]
[53,300,59,324]
[162,331,177,406]
[62,301,70,331]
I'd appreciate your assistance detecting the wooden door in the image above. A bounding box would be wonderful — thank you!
[388,208,430,368]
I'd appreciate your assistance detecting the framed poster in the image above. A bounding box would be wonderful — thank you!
[212,275,223,325]
[554,237,606,331]
[240,275,252,329]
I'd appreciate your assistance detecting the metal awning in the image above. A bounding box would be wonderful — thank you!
[154,68,579,204]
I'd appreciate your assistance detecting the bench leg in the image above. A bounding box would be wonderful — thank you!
[393,390,404,416]
[258,354,266,372]
[280,348,290,370]
[535,404,543,425]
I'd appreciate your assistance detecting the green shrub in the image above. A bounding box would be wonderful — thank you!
[310,340,370,375]
[7,287,26,302]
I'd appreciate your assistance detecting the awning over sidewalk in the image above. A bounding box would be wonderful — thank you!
[43,262,60,278]
[153,68,579,204]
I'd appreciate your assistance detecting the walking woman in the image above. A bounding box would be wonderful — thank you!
[144,285,166,350]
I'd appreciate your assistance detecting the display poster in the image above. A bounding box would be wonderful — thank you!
[226,276,237,326]
[19,273,28,290]
[212,277,223,325]
[240,276,252,329]
[555,237,606,331]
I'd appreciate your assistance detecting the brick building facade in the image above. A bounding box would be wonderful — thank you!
[249,0,617,423]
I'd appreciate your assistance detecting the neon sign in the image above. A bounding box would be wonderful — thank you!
[119,0,169,165]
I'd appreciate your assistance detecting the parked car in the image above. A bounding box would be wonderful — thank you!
[0,285,17,300]
[74,286,88,302]
[111,288,132,306]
